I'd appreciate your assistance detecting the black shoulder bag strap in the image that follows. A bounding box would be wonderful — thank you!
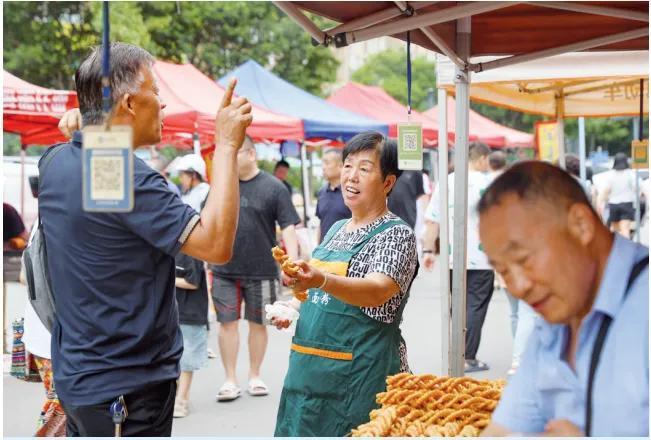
[37,144,67,213]
[585,256,648,436]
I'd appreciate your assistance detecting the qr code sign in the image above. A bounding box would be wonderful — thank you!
[91,156,124,200]
[403,133,417,151]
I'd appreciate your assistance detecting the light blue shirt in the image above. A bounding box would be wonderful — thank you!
[492,235,649,436]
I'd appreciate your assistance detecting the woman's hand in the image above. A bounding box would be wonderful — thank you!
[286,260,326,292]
[268,300,300,330]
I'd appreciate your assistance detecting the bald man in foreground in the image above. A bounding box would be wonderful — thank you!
[478,161,648,437]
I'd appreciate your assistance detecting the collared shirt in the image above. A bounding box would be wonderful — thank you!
[492,235,649,436]
[315,184,351,243]
[39,132,199,405]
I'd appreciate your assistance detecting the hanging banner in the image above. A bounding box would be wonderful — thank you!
[631,139,649,169]
[535,121,560,163]
[82,125,134,212]
[397,122,423,170]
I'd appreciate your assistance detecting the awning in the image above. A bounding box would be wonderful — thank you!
[218,59,387,141]
[436,50,649,118]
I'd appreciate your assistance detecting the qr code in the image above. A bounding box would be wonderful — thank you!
[403,133,418,151]
[90,156,124,200]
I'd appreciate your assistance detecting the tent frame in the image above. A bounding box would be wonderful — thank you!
[276,0,649,377]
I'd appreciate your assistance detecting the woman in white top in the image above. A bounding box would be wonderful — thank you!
[601,152,636,238]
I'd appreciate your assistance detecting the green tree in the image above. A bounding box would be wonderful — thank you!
[139,1,338,96]
[4,2,339,96]
[3,2,98,89]
[351,49,436,111]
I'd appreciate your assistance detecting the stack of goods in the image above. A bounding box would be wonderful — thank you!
[352,373,506,437]
[271,246,307,301]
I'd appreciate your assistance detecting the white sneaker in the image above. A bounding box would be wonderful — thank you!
[207,348,217,359]
[507,361,520,376]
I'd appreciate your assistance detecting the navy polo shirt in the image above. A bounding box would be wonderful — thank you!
[315,184,351,242]
[39,132,200,406]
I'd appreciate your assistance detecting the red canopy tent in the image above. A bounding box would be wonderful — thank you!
[326,82,455,147]
[423,97,533,148]
[3,70,79,145]
[152,61,304,147]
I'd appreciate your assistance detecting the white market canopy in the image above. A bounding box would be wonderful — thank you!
[436,50,649,117]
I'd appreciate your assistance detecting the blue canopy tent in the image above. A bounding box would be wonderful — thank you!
[219,60,389,226]
[218,59,388,142]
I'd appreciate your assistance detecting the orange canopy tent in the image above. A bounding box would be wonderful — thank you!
[423,97,533,148]
[3,70,79,146]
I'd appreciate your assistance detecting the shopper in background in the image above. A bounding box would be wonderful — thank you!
[600,152,636,238]
[315,148,351,243]
[176,154,210,212]
[422,142,494,373]
[274,159,293,194]
[211,136,300,402]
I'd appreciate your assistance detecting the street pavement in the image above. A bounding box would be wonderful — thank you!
[3,259,513,437]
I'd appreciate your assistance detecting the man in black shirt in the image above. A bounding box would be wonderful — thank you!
[212,137,300,401]
[274,159,293,194]
[388,170,427,229]
[315,148,351,243]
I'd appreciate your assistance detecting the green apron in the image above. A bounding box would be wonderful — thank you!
[275,218,412,437]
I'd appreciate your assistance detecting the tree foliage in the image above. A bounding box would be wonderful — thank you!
[351,49,436,112]
[3,1,339,96]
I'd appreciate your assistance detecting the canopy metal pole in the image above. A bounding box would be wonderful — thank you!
[579,117,587,187]
[338,1,513,47]
[273,1,328,45]
[437,88,450,376]
[451,17,471,378]
[20,146,26,220]
[300,142,310,225]
[556,93,566,169]
[634,78,644,243]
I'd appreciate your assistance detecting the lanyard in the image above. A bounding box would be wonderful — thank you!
[406,31,412,120]
[101,1,111,120]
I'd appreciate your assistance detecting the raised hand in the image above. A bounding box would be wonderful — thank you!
[215,78,253,151]
[58,108,82,138]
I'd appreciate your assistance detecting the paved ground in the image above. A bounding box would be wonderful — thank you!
[3,260,513,437]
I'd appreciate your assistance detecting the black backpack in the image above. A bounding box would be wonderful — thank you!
[22,144,66,332]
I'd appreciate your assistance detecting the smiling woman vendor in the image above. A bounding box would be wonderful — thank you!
[273,132,419,437]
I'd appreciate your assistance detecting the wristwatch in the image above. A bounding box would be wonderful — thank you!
[422,250,433,254]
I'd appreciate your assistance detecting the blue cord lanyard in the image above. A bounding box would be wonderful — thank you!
[406,31,412,122]
[101,1,111,123]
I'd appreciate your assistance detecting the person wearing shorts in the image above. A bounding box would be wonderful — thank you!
[600,152,636,238]
[173,252,209,418]
[211,136,300,402]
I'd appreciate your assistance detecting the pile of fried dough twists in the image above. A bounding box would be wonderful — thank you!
[351,373,506,437]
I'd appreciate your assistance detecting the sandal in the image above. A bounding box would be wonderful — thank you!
[464,359,490,373]
[216,381,242,402]
[247,377,269,396]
